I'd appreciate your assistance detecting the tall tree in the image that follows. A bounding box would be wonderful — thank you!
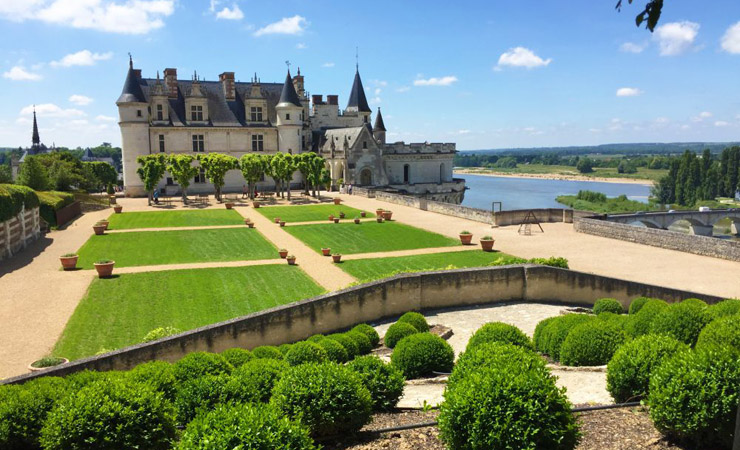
[294,153,312,196]
[136,154,168,206]
[167,154,199,204]
[307,154,327,199]
[84,161,118,192]
[197,153,239,202]
[17,156,50,191]
[239,154,268,200]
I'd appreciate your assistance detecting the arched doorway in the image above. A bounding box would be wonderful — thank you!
[360,168,372,186]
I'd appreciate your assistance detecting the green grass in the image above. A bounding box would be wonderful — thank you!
[256,204,373,223]
[76,228,277,268]
[107,209,244,230]
[53,265,325,360]
[284,221,459,254]
[340,251,523,282]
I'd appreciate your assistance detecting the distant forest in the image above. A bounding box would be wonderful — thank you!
[0,144,122,168]
[457,142,740,157]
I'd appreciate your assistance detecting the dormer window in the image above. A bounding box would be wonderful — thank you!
[363,115,368,123]
[363,141,367,149]
[137,110,142,117]
[156,104,164,121]
[191,105,203,121]
[250,107,263,122]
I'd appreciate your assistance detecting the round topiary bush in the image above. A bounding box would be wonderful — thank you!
[0,377,68,450]
[539,314,595,361]
[40,379,177,450]
[383,322,419,349]
[439,345,580,450]
[450,342,546,386]
[279,343,293,355]
[704,298,740,323]
[559,321,627,366]
[391,333,454,379]
[270,362,372,437]
[251,345,284,360]
[351,323,380,347]
[625,299,669,338]
[65,370,126,390]
[696,314,740,352]
[178,403,316,450]
[222,358,289,404]
[347,355,405,411]
[316,337,349,363]
[650,300,709,346]
[127,361,177,400]
[285,341,328,366]
[648,346,740,449]
[593,298,624,315]
[220,348,253,369]
[606,334,689,403]
[325,333,358,357]
[397,311,429,332]
[174,374,228,425]
[172,352,232,383]
[307,334,325,343]
[533,316,558,353]
[345,330,373,355]
[465,322,533,352]
[628,296,652,315]
[596,312,629,330]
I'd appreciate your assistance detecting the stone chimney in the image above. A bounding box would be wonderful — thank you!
[311,94,324,105]
[219,72,235,101]
[164,68,178,98]
[327,95,338,106]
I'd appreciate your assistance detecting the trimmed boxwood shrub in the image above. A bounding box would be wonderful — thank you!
[222,358,289,404]
[625,299,668,338]
[346,330,373,355]
[648,346,740,449]
[316,337,349,363]
[628,296,652,315]
[533,316,558,353]
[172,352,232,383]
[596,312,629,330]
[127,361,177,401]
[650,299,709,346]
[270,362,372,437]
[391,333,454,378]
[326,333,360,357]
[606,334,688,403]
[0,184,40,222]
[704,298,740,323]
[40,379,177,450]
[439,345,580,450]
[347,355,405,411]
[450,342,545,386]
[307,334,325,343]
[178,403,316,450]
[559,321,626,366]
[142,326,181,343]
[174,374,228,425]
[0,377,67,450]
[220,348,253,369]
[279,343,293,355]
[384,322,419,349]
[465,322,533,352]
[65,369,126,389]
[251,345,284,360]
[696,314,740,352]
[285,341,328,366]
[539,314,594,361]
[593,298,624,315]
[352,323,380,347]
[397,311,429,332]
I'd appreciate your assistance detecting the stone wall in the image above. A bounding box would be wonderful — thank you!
[3,264,724,385]
[0,206,40,261]
[574,217,740,262]
[492,209,578,227]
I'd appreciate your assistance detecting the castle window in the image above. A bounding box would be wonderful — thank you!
[363,141,367,149]
[158,135,165,153]
[137,109,142,117]
[166,177,174,186]
[251,134,264,152]
[250,107,263,122]
[156,104,163,121]
[286,113,291,120]
[191,105,203,121]
[363,115,368,123]
[194,168,206,183]
[403,164,410,184]
[192,134,205,152]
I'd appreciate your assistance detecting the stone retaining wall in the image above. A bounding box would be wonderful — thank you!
[3,264,724,385]
[0,206,40,261]
[574,217,740,262]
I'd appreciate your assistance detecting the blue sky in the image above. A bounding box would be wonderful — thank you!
[1,0,740,150]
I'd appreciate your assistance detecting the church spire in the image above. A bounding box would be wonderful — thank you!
[346,68,371,113]
[373,107,386,132]
[31,106,40,149]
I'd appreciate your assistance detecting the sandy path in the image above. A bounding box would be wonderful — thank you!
[454,169,655,185]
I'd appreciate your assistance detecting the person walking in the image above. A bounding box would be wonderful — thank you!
[242,185,248,199]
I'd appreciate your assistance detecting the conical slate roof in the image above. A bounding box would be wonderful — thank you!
[347,69,371,113]
[373,107,386,131]
[278,70,302,107]
[117,57,147,103]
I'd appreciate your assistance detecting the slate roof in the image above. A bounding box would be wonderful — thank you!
[320,127,367,152]
[346,70,371,113]
[373,108,386,132]
[117,60,147,104]
[278,70,302,107]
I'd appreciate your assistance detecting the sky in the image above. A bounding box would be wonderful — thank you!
[1,0,740,151]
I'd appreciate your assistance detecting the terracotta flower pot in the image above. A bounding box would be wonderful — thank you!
[253,201,260,208]
[376,209,384,216]
[280,221,286,227]
[339,212,345,219]
[28,357,69,373]
[480,239,495,252]
[60,255,78,270]
[354,218,361,224]
[97,220,109,230]
[321,248,331,256]
[225,202,234,209]
[332,254,342,263]
[94,261,115,278]
[360,211,367,217]
[333,198,341,205]
[328,215,334,221]
[113,205,123,214]
[287,256,297,265]
[459,233,473,245]
[333,218,340,223]
[382,211,393,221]
[274,217,281,223]
[247,222,255,228]
[279,250,288,258]
[109,195,117,205]
[93,225,106,235]
[376,217,384,223]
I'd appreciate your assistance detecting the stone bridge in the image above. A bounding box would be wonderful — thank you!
[606,209,740,236]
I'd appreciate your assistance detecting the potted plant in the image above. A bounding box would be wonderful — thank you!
[383,210,393,221]
[247,221,255,228]
[333,197,341,205]
[279,221,286,227]
[98,219,110,230]
[459,231,473,245]
[354,217,361,224]
[376,216,384,223]
[94,259,115,278]
[333,217,340,223]
[93,222,106,235]
[113,205,123,214]
[286,255,297,265]
[376,208,384,216]
[332,253,342,263]
[60,253,79,270]
[274,217,281,223]
[253,201,260,208]
[278,248,288,258]
[28,356,68,372]
[480,235,495,252]
[360,211,367,217]
[225,202,234,209]
[321,247,331,256]
[339,211,345,219]
[328,214,334,221]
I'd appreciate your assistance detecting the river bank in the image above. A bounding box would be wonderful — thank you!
[454,169,655,186]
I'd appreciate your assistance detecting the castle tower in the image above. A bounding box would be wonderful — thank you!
[373,107,386,144]
[345,68,372,124]
[116,55,149,196]
[276,70,303,154]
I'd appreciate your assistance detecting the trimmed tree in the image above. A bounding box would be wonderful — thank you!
[197,153,239,202]
[308,154,327,199]
[136,154,168,206]
[239,154,268,200]
[84,161,118,193]
[167,154,199,204]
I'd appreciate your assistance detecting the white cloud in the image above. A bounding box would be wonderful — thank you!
[296,43,307,49]
[691,111,712,122]
[616,87,642,97]
[0,0,175,34]
[496,47,552,69]
[3,66,42,81]
[655,117,670,124]
[413,76,458,87]
[69,94,93,106]
[321,62,335,68]
[370,96,381,104]
[396,86,410,93]
[654,21,700,56]
[254,15,307,37]
[95,115,117,122]
[715,121,729,127]
[721,22,740,54]
[20,103,85,118]
[457,129,471,135]
[620,41,647,53]
[51,50,112,68]
[216,4,243,20]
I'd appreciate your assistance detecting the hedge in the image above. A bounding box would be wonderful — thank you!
[219,348,254,369]
[391,333,454,379]
[174,374,228,425]
[625,299,668,338]
[704,299,740,323]
[450,342,545,386]
[465,322,533,352]
[559,321,627,366]
[172,352,233,383]
[316,337,349,363]
[537,314,594,361]
[36,191,75,227]
[696,315,740,352]
[351,323,380,347]
[326,333,360,358]
[222,358,289,404]
[251,345,284,360]
[127,361,177,401]
[0,377,68,450]
[0,184,39,222]
[285,341,328,366]
[628,297,652,315]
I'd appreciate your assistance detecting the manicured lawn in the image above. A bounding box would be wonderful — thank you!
[340,251,523,282]
[256,204,373,223]
[53,265,325,359]
[284,221,459,254]
[107,209,244,230]
[76,228,277,268]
